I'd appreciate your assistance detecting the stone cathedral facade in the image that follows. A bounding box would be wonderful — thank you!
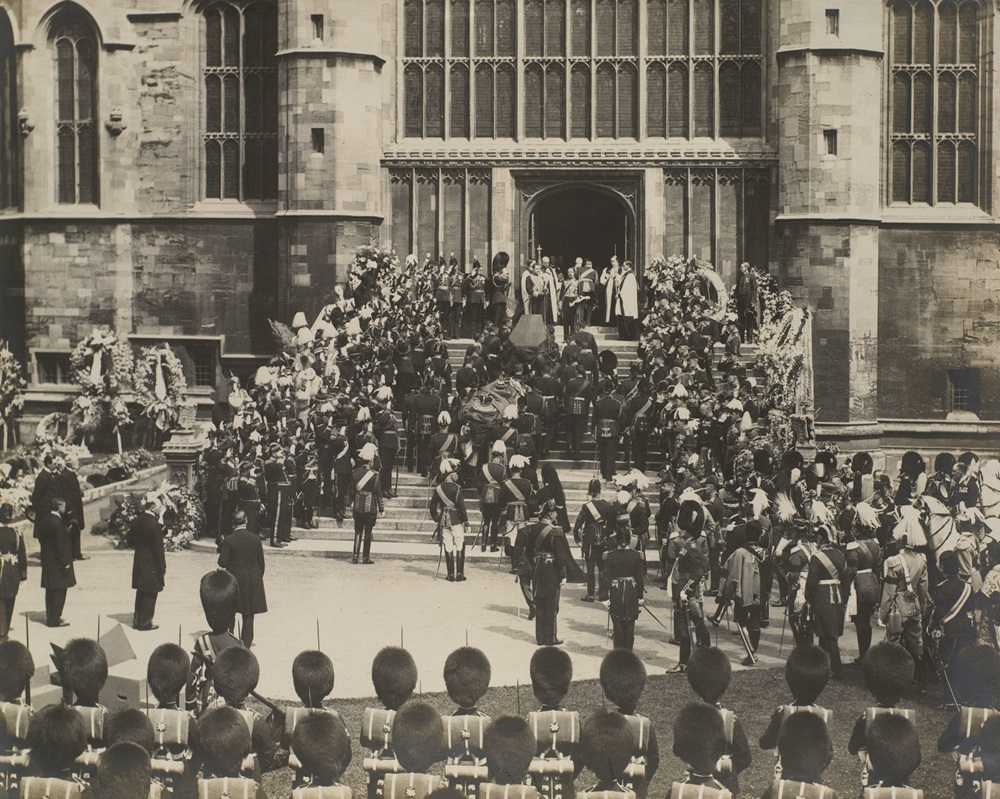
[0,0,998,446]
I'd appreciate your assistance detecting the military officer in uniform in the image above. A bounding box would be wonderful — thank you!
[805,524,854,677]
[348,443,384,565]
[563,367,593,463]
[407,381,443,476]
[522,501,569,646]
[624,379,655,473]
[665,498,712,673]
[449,262,465,340]
[592,380,624,481]
[375,408,400,499]
[430,458,470,582]
[479,446,508,552]
[604,523,645,650]
[577,260,599,327]
[464,259,488,336]
[263,444,293,548]
[574,478,615,602]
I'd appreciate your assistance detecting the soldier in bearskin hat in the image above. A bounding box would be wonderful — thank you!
[926,452,958,506]
[443,647,492,796]
[665,497,712,673]
[804,522,853,677]
[389,701,446,798]
[0,639,35,752]
[669,702,730,796]
[850,451,875,503]
[598,650,659,799]
[292,712,353,792]
[188,570,243,713]
[895,451,926,508]
[361,647,419,798]
[578,709,638,796]
[847,642,915,769]
[59,637,109,746]
[482,716,536,790]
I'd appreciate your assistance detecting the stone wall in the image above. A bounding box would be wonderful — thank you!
[879,226,1000,420]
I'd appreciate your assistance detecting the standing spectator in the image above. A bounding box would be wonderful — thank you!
[615,261,640,341]
[58,454,87,561]
[37,497,74,627]
[130,495,166,631]
[733,262,759,343]
[30,452,62,540]
[0,503,27,641]
[218,509,267,647]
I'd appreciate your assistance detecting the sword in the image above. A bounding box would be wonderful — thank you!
[641,603,673,634]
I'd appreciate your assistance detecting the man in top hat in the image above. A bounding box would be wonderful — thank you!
[593,380,624,482]
[348,443,385,565]
[38,497,74,627]
[218,509,267,647]
[431,458,470,582]
[131,494,166,631]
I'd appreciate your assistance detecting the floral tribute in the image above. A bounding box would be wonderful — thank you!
[105,480,205,551]
[133,343,188,432]
[0,340,26,450]
[68,328,134,451]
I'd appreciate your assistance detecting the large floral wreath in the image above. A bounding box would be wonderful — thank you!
[133,343,188,431]
[0,341,26,447]
[105,481,204,552]
[69,328,134,448]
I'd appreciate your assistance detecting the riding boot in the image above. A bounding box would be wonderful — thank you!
[456,546,467,581]
[352,532,361,565]
[856,623,872,660]
[362,529,374,564]
[520,580,536,619]
[445,552,456,582]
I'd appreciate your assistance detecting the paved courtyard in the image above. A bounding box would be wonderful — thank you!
[12,530,857,702]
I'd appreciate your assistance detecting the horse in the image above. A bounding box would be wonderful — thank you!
[893,495,962,556]
[979,458,1000,520]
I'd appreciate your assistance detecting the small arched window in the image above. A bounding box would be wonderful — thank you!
[50,6,98,205]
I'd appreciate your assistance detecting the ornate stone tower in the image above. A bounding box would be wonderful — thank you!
[277,0,388,316]
[774,0,882,440]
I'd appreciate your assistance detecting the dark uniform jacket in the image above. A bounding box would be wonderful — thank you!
[37,512,75,590]
[573,499,614,555]
[805,545,854,638]
[523,521,567,600]
[30,469,62,537]
[604,546,645,594]
[0,524,28,597]
[219,527,267,615]
[592,394,624,437]
[58,468,85,528]
[349,467,385,515]
[564,376,592,417]
[932,575,975,640]
[430,480,469,526]
[131,511,166,593]
[500,477,534,524]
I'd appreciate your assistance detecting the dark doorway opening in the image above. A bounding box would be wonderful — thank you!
[529,186,634,280]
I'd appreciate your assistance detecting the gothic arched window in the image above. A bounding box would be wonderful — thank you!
[889,0,984,206]
[202,1,278,201]
[51,6,98,205]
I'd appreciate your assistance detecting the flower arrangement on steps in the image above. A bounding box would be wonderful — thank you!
[133,343,188,447]
[69,328,135,453]
[0,340,26,451]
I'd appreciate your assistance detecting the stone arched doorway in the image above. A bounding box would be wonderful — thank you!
[527,184,636,278]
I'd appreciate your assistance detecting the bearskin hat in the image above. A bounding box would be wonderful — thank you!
[599,649,647,711]
[677,499,706,537]
[61,638,109,705]
[392,701,445,772]
[293,712,352,785]
[781,449,805,473]
[193,706,251,777]
[200,570,239,634]
[483,716,536,785]
[784,645,831,705]
[953,645,1000,707]
[958,451,979,467]
[752,449,773,476]
[865,714,921,785]
[777,711,832,780]
[900,451,925,478]
[444,647,491,709]
[579,709,634,782]
[146,644,190,706]
[672,703,727,774]
[213,647,260,706]
[0,640,35,701]
[372,647,419,711]
[852,452,874,476]
[814,450,838,478]
[92,742,152,799]
[935,452,957,475]
[530,647,573,707]
[686,646,732,705]
[28,704,88,773]
[105,708,155,754]
[292,650,335,707]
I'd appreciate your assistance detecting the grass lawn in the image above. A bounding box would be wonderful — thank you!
[259,664,956,798]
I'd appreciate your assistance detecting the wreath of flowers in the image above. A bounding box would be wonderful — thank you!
[0,341,26,432]
[69,328,134,445]
[105,481,205,552]
[133,343,188,432]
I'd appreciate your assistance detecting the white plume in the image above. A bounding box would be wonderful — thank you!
[672,384,689,398]
[775,493,797,522]
[726,399,743,411]
[359,443,378,462]
[893,505,928,546]
[674,407,691,421]
[751,489,770,520]
[740,412,753,432]
[509,454,530,470]
[502,404,518,420]
[855,501,880,529]
[356,406,371,422]
[810,500,831,524]
[492,440,508,454]
[439,457,460,475]
[438,411,452,426]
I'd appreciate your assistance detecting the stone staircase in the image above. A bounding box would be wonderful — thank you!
[190,328,760,560]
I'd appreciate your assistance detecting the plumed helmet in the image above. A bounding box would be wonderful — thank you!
[900,451,925,477]
[492,440,508,455]
[439,457,461,476]
[958,451,979,467]
[443,647,491,708]
[392,701,444,772]
[677,499,706,537]
[438,411,452,426]
[752,449,773,476]
[483,716,536,785]
[359,443,379,463]
[814,450,838,476]
[357,406,371,423]
[852,451,874,476]
[935,452,956,474]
